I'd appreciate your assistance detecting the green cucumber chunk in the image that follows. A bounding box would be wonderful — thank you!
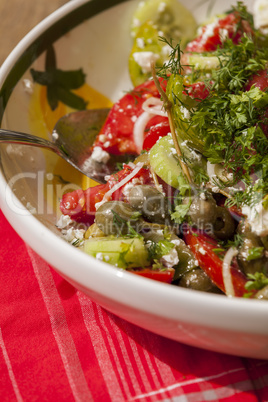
[149,135,206,188]
[187,54,220,71]
[83,237,150,269]
[149,135,182,188]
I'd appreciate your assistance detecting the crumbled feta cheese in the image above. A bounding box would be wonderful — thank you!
[73,229,85,240]
[98,134,106,143]
[160,246,179,268]
[136,37,145,48]
[219,28,228,41]
[91,146,110,163]
[242,201,268,236]
[132,51,160,74]
[62,228,85,243]
[57,214,72,229]
[212,186,220,193]
[122,182,135,198]
[180,106,190,119]
[199,247,206,255]
[96,252,104,261]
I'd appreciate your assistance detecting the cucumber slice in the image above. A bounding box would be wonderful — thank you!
[149,135,206,188]
[129,22,165,87]
[149,135,183,188]
[187,54,220,71]
[129,0,197,86]
[131,0,197,46]
[83,237,150,269]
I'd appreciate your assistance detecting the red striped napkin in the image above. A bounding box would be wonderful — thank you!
[0,209,268,402]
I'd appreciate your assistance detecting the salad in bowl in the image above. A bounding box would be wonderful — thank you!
[58,0,268,300]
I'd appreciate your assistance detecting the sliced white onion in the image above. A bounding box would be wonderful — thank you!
[142,97,167,117]
[222,247,238,297]
[133,111,154,153]
[95,162,144,210]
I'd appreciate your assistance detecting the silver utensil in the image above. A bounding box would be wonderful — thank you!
[0,108,128,184]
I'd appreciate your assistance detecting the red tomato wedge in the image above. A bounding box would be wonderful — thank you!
[245,69,268,92]
[130,268,175,283]
[92,78,167,155]
[186,12,253,53]
[183,81,210,101]
[183,226,254,297]
[60,164,152,224]
[142,118,170,150]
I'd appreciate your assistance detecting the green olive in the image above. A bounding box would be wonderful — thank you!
[179,268,221,293]
[187,193,217,230]
[213,207,235,240]
[129,185,170,224]
[237,231,268,275]
[95,201,143,236]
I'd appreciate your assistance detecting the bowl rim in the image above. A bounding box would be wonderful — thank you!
[0,0,267,340]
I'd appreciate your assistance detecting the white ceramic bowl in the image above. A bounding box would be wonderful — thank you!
[1,0,267,360]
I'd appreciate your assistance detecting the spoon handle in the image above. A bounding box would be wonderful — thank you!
[0,129,58,153]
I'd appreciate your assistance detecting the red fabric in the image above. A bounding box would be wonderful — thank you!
[0,209,268,402]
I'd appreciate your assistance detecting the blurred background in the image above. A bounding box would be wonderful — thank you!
[0,0,69,65]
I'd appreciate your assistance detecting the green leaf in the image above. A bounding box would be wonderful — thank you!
[47,85,58,111]
[30,69,53,86]
[54,69,86,90]
[147,239,175,260]
[245,272,268,291]
[246,247,264,261]
[171,203,190,224]
[45,45,56,71]
[56,86,88,110]
[30,45,87,111]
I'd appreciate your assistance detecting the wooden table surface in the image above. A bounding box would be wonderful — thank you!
[0,0,69,66]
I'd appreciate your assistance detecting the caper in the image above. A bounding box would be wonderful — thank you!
[95,201,143,236]
[129,185,170,224]
[213,207,235,240]
[187,193,217,230]
[179,268,221,293]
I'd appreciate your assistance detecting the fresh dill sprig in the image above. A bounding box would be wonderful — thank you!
[157,37,184,78]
